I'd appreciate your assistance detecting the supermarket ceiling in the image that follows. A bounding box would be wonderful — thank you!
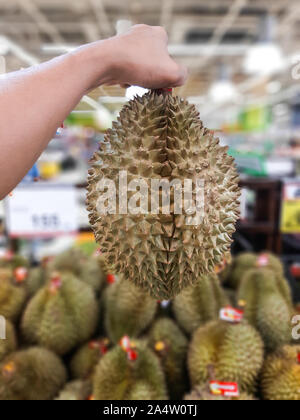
[0,0,300,101]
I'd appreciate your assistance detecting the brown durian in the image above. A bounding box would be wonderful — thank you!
[87,91,240,299]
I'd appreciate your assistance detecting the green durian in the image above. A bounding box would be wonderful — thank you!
[26,266,47,297]
[104,279,157,344]
[0,254,29,270]
[0,320,17,362]
[21,273,99,355]
[188,320,264,393]
[93,340,168,400]
[70,338,110,379]
[0,269,27,321]
[228,252,284,289]
[87,91,240,300]
[173,274,229,335]
[49,249,105,293]
[184,384,255,400]
[56,380,92,401]
[261,345,300,400]
[147,317,188,399]
[237,268,293,352]
[0,347,66,400]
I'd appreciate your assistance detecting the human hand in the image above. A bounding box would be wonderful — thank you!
[85,25,188,91]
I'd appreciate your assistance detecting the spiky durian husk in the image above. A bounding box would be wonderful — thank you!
[0,320,17,362]
[147,317,188,399]
[93,340,168,400]
[0,270,27,321]
[55,380,92,401]
[87,92,240,300]
[188,320,264,393]
[0,255,29,270]
[184,385,255,401]
[49,249,105,293]
[173,274,229,335]
[237,268,293,352]
[0,347,66,400]
[26,266,47,297]
[261,345,300,400]
[228,252,284,289]
[21,273,99,355]
[70,339,109,380]
[80,257,106,293]
[48,248,85,276]
[104,279,157,344]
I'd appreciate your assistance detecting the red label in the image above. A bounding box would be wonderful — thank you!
[14,267,28,283]
[297,353,300,364]
[210,381,239,397]
[127,348,138,361]
[106,274,116,284]
[220,306,244,323]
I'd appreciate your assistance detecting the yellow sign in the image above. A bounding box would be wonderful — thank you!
[281,182,300,233]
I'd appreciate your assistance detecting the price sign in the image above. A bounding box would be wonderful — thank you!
[281,180,300,234]
[5,185,79,238]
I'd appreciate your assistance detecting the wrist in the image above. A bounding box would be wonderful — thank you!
[70,39,116,93]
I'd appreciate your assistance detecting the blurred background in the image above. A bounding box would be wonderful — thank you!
[0,0,300,297]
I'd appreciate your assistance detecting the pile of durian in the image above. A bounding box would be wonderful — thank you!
[0,249,299,401]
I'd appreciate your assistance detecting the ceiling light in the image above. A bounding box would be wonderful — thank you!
[244,15,284,76]
[209,64,238,104]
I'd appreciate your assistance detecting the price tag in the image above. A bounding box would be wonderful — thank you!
[5,185,79,238]
[281,180,300,233]
[210,381,239,397]
[220,306,244,323]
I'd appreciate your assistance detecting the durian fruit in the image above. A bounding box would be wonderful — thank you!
[0,347,67,400]
[80,257,106,293]
[188,320,264,393]
[261,345,300,400]
[237,268,293,352]
[70,338,110,379]
[147,317,188,399]
[87,91,240,300]
[26,266,47,297]
[56,380,92,401]
[21,273,99,355]
[49,249,105,293]
[0,254,29,270]
[0,320,17,362]
[184,384,255,401]
[104,279,157,344]
[93,340,168,400]
[228,252,284,289]
[0,269,27,321]
[173,274,229,335]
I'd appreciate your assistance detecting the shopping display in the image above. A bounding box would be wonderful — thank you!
[87,91,240,300]
[0,250,298,400]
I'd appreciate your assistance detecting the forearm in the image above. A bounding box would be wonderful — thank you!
[0,25,187,199]
[0,41,110,199]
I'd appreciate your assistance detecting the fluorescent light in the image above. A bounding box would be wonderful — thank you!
[244,43,284,76]
[126,86,149,100]
[209,80,238,103]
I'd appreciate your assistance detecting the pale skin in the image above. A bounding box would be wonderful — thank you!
[0,25,187,200]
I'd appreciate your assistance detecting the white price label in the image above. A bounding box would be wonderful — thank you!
[5,185,79,238]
